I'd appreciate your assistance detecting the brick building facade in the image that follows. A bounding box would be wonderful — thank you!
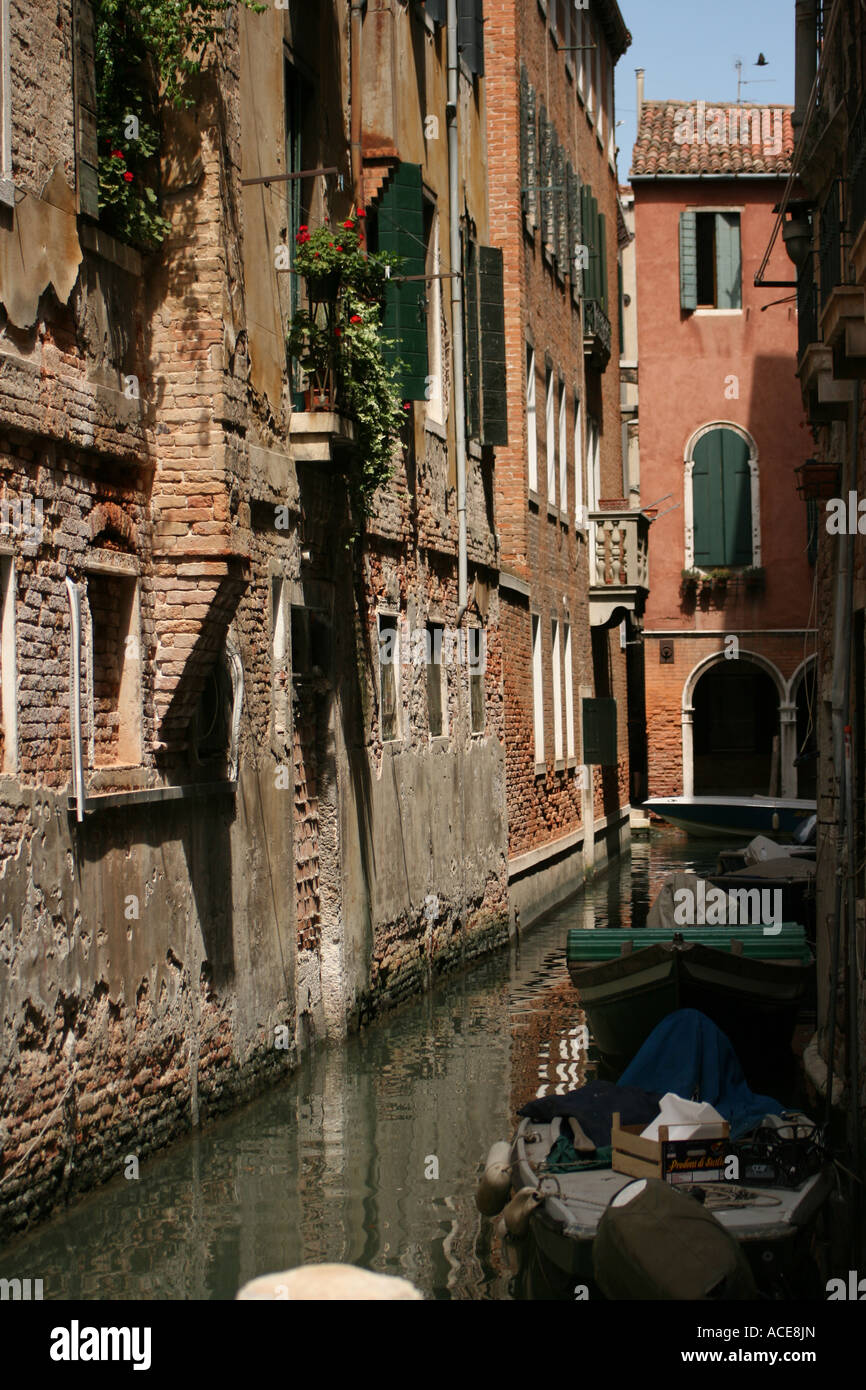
[485,0,639,925]
[0,0,513,1240]
[631,92,815,805]
[787,0,866,1220]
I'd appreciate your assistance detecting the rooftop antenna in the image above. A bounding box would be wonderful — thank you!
[735,56,776,105]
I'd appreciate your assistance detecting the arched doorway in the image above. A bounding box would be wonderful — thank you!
[692,659,780,795]
[793,660,817,800]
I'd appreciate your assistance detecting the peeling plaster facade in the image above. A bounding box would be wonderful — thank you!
[0,0,515,1240]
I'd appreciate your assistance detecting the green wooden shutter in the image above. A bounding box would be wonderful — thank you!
[425,0,447,23]
[74,0,99,218]
[464,235,481,439]
[567,160,581,303]
[714,212,742,310]
[458,0,484,76]
[520,67,530,228]
[379,163,428,400]
[598,211,608,312]
[479,246,508,446]
[555,143,568,278]
[722,428,752,564]
[582,697,617,765]
[679,211,698,311]
[692,428,752,566]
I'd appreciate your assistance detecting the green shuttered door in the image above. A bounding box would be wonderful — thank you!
[692,428,752,566]
[379,163,428,400]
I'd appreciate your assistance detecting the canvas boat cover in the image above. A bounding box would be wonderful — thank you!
[619,1009,788,1138]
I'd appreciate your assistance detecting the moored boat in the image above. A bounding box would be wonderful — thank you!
[566,922,813,1076]
[641,795,816,840]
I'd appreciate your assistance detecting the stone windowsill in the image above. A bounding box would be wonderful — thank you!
[80,222,144,277]
[534,760,547,777]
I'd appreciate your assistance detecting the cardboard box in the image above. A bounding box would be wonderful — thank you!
[611,1112,731,1185]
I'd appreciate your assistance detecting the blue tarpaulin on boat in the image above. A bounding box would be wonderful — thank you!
[618,1009,788,1138]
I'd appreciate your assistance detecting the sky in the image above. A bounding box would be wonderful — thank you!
[614,0,796,181]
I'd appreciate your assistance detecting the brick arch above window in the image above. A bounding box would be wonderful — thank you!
[683,421,760,570]
[89,502,136,552]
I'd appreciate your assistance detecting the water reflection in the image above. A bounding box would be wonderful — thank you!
[0,829,724,1300]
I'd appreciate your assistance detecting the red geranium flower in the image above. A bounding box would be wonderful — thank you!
[299,224,308,231]
[342,220,354,230]
[112,150,124,159]
[123,171,134,182]
[336,245,344,252]
[356,209,366,219]
[314,251,321,257]
[403,402,412,412]
[349,314,362,323]
[334,328,342,337]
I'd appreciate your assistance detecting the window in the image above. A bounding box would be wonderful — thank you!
[587,415,600,510]
[574,395,584,525]
[582,184,607,310]
[607,63,616,163]
[527,345,538,491]
[425,204,444,425]
[561,0,571,54]
[0,0,13,207]
[464,242,508,444]
[468,627,485,734]
[583,697,617,765]
[576,8,585,100]
[586,14,595,119]
[558,378,567,512]
[272,576,289,738]
[551,618,563,760]
[86,571,141,767]
[520,65,539,234]
[72,0,97,217]
[679,211,742,311]
[291,606,330,678]
[0,555,16,771]
[595,39,603,142]
[379,163,428,398]
[531,614,544,762]
[690,427,753,567]
[457,0,484,76]
[564,623,575,760]
[426,621,446,737]
[546,365,556,503]
[378,614,400,742]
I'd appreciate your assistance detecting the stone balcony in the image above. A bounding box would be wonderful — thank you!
[289,409,357,464]
[583,299,612,372]
[588,504,650,628]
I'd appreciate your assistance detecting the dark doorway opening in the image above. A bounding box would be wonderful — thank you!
[693,660,779,795]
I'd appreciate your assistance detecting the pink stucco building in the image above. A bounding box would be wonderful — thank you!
[631,90,816,801]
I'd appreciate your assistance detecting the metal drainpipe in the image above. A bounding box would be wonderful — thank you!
[447,0,468,614]
[65,577,84,823]
[350,1,364,208]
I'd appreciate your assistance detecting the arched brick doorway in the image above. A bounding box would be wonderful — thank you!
[691,658,781,796]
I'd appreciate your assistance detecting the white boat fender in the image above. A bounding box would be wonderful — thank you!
[503,1186,544,1238]
[475,1141,513,1216]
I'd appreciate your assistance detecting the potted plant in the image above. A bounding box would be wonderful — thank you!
[743,565,766,593]
[286,215,407,523]
[681,567,701,595]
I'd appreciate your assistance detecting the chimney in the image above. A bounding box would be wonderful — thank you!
[636,68,645,116]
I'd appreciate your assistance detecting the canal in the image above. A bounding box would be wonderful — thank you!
[0,830,811,1300]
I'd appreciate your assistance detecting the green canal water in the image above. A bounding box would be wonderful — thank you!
[0,830,808,1301]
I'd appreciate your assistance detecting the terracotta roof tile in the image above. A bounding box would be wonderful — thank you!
[630,100,794,178]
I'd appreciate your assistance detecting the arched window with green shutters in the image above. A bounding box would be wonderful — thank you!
[691,427,754,567]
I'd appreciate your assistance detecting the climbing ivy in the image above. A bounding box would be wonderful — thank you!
[93,0,264,250]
